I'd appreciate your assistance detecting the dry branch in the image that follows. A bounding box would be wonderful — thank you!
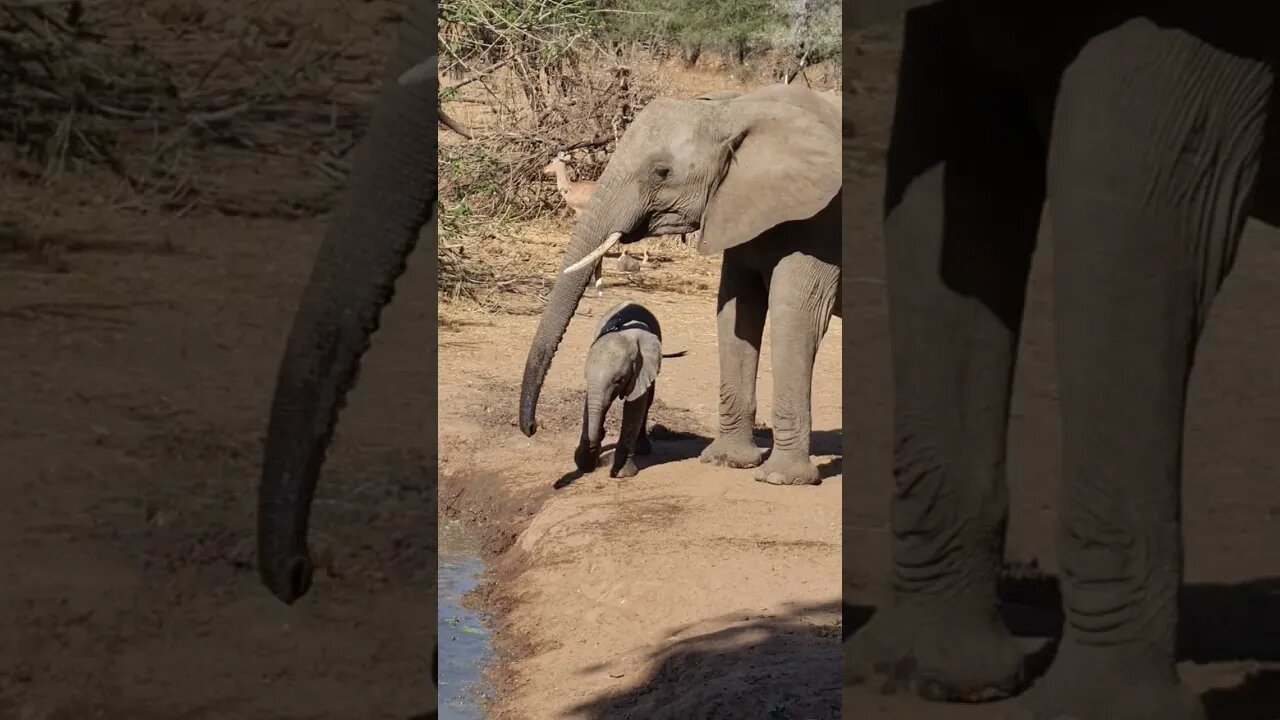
[438,107,473,138]
[1,0,394,217]
[437,1,662,304]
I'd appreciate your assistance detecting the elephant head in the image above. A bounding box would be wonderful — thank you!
[256,2,437,605]
[518,83,841,437]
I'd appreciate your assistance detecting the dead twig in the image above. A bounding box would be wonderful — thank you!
[439,107,473,138]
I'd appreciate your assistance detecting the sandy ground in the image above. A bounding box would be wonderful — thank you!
[0,209,435,718]
[438,249,844,717]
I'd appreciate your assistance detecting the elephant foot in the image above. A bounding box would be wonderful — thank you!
[698,435,764,468]
[574,443,600,473]
[1009,643,1204,720]
[610,456,638,478]
[752,450,819,485]
[847,599,1024,702]
[636,433,652,456]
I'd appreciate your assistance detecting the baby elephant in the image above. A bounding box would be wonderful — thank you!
[574,301,682,478]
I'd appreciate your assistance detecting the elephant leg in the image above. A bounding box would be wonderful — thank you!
[699,254,767,468]
[1016,22,1272,720]
[612,385,653,478]
[846,3,1046,702]
[636,386,654,456]
[752,251,838,485]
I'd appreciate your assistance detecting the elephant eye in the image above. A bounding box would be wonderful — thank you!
[651,165,671,183]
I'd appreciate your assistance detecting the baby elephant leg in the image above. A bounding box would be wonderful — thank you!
[636,385,654,456]
[611,386,654,478]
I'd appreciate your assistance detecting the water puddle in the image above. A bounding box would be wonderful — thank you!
[439,519,494,719]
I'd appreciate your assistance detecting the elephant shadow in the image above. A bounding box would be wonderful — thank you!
[569,600,841,718]
[848,574,1280,719]
[554,425,843,489]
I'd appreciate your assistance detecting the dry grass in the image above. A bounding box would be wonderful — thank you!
[0,0,396,220]
[436,26,667,315]
[437,54,661,229]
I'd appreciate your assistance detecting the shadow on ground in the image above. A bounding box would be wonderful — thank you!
[846,572,1280,719]
[570,600,841,719]
[554,426,842,489]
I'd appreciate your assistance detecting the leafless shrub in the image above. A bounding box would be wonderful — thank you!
[0,0,396,218]
[438,0,660,303]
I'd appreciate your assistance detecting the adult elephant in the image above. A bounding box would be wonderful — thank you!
[517,84,842,486]
[847,3,1277,720]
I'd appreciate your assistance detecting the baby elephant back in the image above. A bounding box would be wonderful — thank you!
[595,301,662,342]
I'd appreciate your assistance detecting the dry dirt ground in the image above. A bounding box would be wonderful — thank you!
[438,225,844,718]
[0,2,435,715]
[844,21,1280,720]
[0,205,436,719]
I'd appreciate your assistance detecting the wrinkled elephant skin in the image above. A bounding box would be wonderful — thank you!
[847,5,1276,720]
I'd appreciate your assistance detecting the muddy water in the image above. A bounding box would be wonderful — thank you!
[439,520,494,719]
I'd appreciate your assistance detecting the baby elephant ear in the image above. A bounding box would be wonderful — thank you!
[626,332,663,402]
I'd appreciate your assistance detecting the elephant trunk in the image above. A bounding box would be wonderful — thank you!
[518,181,639,437]
[574,389,609,472]
[257,4,437,605]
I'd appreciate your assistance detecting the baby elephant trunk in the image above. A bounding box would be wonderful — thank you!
[575,388,610,472]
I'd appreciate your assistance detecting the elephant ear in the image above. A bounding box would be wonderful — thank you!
[698,98,841,256]
[625,332,662,402]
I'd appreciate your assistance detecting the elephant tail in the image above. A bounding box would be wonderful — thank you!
[662,349,689,358]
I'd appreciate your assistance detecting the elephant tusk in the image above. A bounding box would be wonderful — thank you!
[398,56,436,87]
[564,232,622,274]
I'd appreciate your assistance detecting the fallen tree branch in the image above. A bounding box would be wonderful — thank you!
[439,107,473,138]
[442,56,510,93]
[555,133,614,153]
